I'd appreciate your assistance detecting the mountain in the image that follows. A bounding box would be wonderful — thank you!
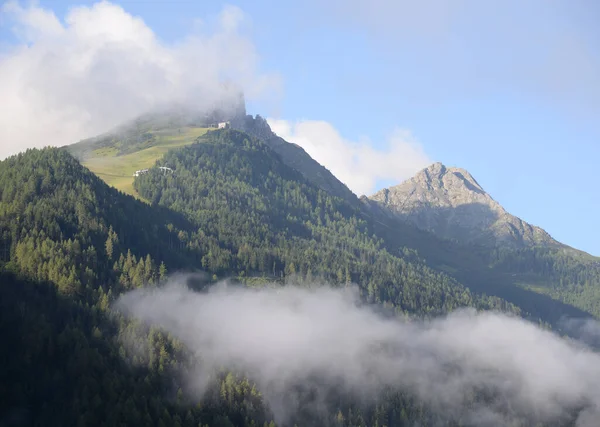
[64,104,357,204]
[368,162,558,249]
[61,109,600,322]
[65,111,221,198]
[68,96,247,162]
[2,110,600,426]
[0,137,521,426]
[131,128,511,315]
[62,109,600,323]
[232,114,358,202]
[366,161,600,320]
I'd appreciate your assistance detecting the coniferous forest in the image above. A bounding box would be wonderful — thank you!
[1,128,599,426]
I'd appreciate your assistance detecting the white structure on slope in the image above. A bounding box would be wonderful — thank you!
[133,166,174,177]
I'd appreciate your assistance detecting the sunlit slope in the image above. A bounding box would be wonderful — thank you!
[76,127,210,197]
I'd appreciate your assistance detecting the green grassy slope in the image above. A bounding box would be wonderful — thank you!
[70,126,210,197]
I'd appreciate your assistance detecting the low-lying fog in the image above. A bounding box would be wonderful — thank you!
[117,277,600,426]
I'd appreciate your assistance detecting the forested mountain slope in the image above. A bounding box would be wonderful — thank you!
[64,107,600,323]
[1,141,522,426]
[232,112,600,322]
[485,246,600,317]
[359,205,595,325]
[132,129,513,314]
[232,114,358,202]
[0,149,277,427]
[365,163,600,320]
[1,121,598,425]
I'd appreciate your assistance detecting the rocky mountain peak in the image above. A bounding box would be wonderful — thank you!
[368,163,557,248]
[413,162,485,195]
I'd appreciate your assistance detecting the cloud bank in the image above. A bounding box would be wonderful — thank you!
[0,1,280,159]
[268,119,431,195]
[316,0,600,116]
[117,279,600,426]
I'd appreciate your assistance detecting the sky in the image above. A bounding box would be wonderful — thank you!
[0,0,598,255]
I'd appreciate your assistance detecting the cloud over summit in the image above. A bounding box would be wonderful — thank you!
[0,1,280,159]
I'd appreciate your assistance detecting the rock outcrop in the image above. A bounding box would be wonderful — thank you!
[368,162,557,248]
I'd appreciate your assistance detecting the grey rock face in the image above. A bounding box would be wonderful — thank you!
[368,162,557,248]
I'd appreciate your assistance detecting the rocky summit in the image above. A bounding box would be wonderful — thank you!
[367,162,557,248]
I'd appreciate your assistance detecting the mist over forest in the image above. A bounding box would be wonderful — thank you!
[115,277,600,427]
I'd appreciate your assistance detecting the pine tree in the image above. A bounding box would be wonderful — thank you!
[105,235,114,260]
[159,262,167,281]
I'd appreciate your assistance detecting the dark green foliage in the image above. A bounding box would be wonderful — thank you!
[235,114,358,201]
[0,132,593,426]
[0,271,274,427]
[361,207,600,324]
[0,148,197,281]
[487,246,600,317]
[0,147,275,426]
[133,129,515,315]
[0,142,507,426]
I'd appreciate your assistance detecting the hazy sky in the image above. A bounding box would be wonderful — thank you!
[1,0,598,255]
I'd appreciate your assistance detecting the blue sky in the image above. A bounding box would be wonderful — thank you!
[1,0,599,255]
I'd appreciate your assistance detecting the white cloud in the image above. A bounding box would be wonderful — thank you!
[117,279,600,426]
[2,0,64,40]
[0,1,281,159]
[268,118,431,195]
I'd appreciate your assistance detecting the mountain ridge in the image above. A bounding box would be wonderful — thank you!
[368,161,559,249]
[3,122,600,426]
[58,108,600,320]
[231,114,358,202]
